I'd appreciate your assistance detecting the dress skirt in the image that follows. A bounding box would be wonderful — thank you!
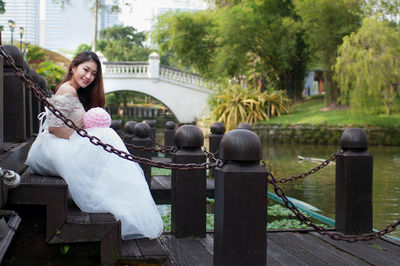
[26,127,163,240]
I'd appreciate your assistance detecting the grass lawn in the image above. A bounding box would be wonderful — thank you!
[259,95,400,127]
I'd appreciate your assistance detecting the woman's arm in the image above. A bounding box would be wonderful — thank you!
[48,83,78,139]
[49,127,74,139]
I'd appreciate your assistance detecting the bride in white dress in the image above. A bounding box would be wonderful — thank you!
[25,51,163,240]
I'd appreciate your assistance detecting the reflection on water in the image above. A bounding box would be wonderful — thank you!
[263,143,400,238]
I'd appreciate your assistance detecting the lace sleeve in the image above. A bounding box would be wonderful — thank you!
[46,94,76,128]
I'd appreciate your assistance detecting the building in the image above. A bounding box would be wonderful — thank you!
[0,0,40,46]
[99,0,122,31]
[40,0,94,53]
[39,0,122,54]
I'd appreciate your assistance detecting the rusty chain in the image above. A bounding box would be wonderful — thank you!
[265,168,400,242]
[0,47,223,170]
[273,150,341,183]
[121,136,177,155]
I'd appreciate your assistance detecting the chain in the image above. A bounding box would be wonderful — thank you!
[267,171,400,242]
[0,47,223,171]
[272,150,341,183]
[122,138,177,154]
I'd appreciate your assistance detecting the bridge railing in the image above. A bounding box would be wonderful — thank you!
[159,65,213,88]
[103,52,215,90]
[103,62,150,77]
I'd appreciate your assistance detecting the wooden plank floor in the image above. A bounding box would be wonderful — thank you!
[118,232,400,265]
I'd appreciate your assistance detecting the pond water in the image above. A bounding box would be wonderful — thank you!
[154,131,400,238]
[263,143,400,238]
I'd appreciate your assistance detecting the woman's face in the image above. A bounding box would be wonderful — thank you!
[70,60,98,89]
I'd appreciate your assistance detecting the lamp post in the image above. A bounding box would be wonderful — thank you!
[8,20,15,45]
[19,27,24,50]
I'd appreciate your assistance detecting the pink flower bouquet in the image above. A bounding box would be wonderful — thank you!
[83,107,111,129]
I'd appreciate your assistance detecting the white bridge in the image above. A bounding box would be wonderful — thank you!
[102,52,213,123]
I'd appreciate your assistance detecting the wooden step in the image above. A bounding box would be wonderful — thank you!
[8,169,68,242]
[119,237,170,265]
[8,168,122,265]
[49,210,121,265]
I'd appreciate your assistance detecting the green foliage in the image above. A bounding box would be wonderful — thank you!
[26,45,46,65]
[0,0,5,14]
[209,84,289,131]
[151,167,171,176]
[365,0,400,20]
[35,61,66,92]
[293,0,364,105]
[60,245,70,255]
[335,16,400,115]
[73,43,92,58]
[152,0,308,99]
[98,25,150,61]
[152,10,217,76]
[26,44,66,92]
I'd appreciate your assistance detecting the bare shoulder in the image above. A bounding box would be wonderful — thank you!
[56,83,78,97]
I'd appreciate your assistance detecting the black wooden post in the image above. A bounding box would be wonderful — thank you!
[24,62,32,138]
[144,119,156,140]
[3,45,26,142]
[209,122,225,156]
[171,125,206,238]
[123,121,136,143]
[237,122,253,131]
[209,122,225,177]
[336,128,373,235]
[32,72,47,134]
[131,122,153,187]
[164,121,175,147]
[111,120,122,135]
[0,53,3,153]
[214,129,267,266]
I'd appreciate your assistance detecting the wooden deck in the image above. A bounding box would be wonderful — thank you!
[2,155,400,265]
[115,231,400,265]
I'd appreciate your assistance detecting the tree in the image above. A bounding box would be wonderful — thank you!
[26,44,46,65]
[0,0,5,14]
[52,0,131,51]
[152,0,308,99]
[335,16,400,115]
[73,43,92,58]
[364,0,400,21]
[26,45,66,92]
[152,10,218,76]
[36,61,66,91]
[293,0,363,106]
[98,25,150,61]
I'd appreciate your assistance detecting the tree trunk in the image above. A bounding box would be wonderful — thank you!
[323,70,338,107]
[93,0,99,52]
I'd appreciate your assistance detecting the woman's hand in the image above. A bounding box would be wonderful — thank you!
[49,127,74,139]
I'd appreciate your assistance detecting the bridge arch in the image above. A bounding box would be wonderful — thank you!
[105,89,178,121]
[102,53,213,123]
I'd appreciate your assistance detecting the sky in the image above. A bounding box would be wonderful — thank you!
[119,0,209,32]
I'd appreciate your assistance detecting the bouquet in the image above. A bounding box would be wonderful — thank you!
[83,107,111,129]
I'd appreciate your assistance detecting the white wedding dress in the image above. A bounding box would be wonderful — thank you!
[25,93,163,240]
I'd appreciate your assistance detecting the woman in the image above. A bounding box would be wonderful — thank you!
[26,51,163,240]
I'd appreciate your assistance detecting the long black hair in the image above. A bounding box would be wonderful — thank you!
[56,51,105,111]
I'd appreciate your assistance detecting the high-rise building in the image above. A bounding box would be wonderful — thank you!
[0,0,40,46]
[99,0,121,32]
[118,0,209,47]
[40,0,121,54]
[40,0,93,53]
